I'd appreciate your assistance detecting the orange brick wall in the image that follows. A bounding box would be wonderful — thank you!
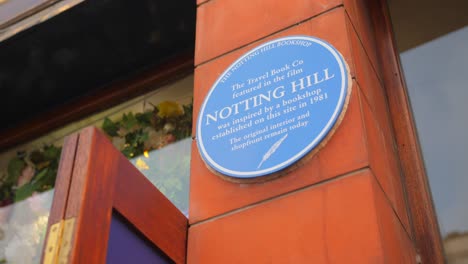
[189,1,417,263]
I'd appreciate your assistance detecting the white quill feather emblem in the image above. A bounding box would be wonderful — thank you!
[257,133,288,169]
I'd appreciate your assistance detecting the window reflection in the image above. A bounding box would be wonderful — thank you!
[0,75,193,263]
[400,26,468,262]
[0,190,53,264]
[130,138,191,215]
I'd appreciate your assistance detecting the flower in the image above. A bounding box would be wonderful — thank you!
[144,129,165,150]
[157,101,184,118]
[135,158,150,170]
[163,123,175,133]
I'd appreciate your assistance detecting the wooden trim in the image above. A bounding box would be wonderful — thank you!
[369,0,445,262]
[0,0,60,30]
[41,133,78,263]
[43,133,78,230]
[0,54,194,151]
[114,152,187,263]
[0,0,86,42]
[42,127,188,263]
[64,127,119,264]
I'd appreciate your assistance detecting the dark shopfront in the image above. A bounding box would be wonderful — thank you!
[0,0,467,263]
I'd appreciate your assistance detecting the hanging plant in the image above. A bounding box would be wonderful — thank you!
[0,100,193,208]
[0,145,61,207]
[102,100,193,158]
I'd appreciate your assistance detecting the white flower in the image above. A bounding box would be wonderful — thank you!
[144,129,164,150]
[163,123,175,133]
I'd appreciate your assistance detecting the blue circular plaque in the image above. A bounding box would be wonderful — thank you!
[197,36,351,181]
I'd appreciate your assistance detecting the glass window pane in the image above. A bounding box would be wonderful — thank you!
[0,190,53,263]
[0,75,192,263]
[104,76,193,215]
[399,25,468,245]
[0,143,59,263]
[389,0,468,261]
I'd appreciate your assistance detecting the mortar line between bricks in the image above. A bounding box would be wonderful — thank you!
[189,166,369,227]
[194,5,344,69]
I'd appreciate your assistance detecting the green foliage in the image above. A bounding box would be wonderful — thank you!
[102,117,119,137]
[0,182,13,206]
[135,111,153,126]
[121,112,139,130]
[0,100,192,209]
[121,128,149,158]
[43,145,61,161]
[0,145,62,206]
[14,182,36,202]
[102,101,193,159]
[7,157,25,186]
